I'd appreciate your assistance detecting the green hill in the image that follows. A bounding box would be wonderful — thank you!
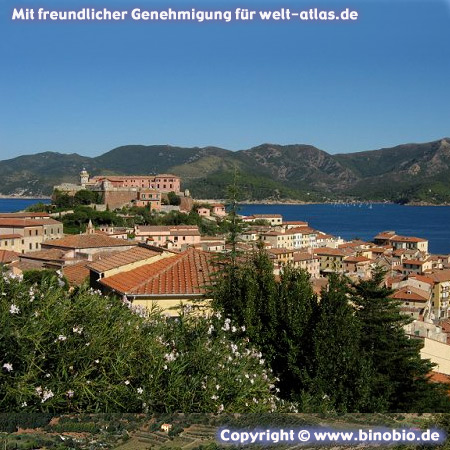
[1,138,450,203]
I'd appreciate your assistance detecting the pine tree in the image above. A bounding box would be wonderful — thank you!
[308,274,372,412]
[350,267,450,412]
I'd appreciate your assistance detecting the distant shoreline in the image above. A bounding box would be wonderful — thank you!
[0,195,51,200]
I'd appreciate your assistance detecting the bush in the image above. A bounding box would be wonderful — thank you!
[0,271,282,413]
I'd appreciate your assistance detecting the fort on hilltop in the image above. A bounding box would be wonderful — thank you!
[54,169,192,210]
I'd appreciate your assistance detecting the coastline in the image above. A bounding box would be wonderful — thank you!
[0,195,51,200]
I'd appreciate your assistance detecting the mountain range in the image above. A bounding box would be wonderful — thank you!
[1,137,450,204]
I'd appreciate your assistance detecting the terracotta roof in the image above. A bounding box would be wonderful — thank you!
[391,287,429,302]
[0,234,22,239]
[88,246,161,273]
[293,252,319,262]
[100,248,214,296]
[63,262,90,285]
[0,212,50,219]
[20,249,67,262]
[391,235,427,243]
[403,259,428,266]
[0,250,19,264]
[428,372,450,386]
[429,270,450,283]
[41,234,137,250]
[314,247,346,257]
[0,218,58,227]
[343,256,372,263]
[409,274,435,285]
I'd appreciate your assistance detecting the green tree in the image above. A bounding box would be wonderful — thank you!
[307,274,372,412]
[350,268,450,412]
[167,191,181,206]
[74,189,97,206]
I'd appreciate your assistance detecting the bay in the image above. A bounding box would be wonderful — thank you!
[239,203,450,255]
[0,198,50,213]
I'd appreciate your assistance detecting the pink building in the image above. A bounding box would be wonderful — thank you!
[133,189,161,210]
[89,174,181,194]
[197,207,211,217]
[212,204,226,217]
[134,225,201,249]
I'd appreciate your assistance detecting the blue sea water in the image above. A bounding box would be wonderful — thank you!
[2,199,449,254]
[239,203,450,255]
[0,198,50,213]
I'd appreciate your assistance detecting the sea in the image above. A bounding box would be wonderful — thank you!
[239,203,450,255]
[2,198,450,254]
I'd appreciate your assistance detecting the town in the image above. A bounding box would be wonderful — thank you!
[1,169,450,380]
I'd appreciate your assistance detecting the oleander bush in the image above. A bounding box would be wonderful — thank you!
[0,271,282,413]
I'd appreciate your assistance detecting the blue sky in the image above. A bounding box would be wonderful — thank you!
[0,0,449,159]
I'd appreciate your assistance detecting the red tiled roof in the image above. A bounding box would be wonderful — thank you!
[42,234,137,250]
[391,287,429,302]
[0,212,50,219]
[63,262,90,285]
[429,270,450,283]
[343,256,372,263]
[0,250,19,264]
[314,247,346,257]
[88,246,162,272]
[391,235,427,243]
[409,274,434,285]
[100,248,214,296]
[20,249,67,262]
[293,252,319,262]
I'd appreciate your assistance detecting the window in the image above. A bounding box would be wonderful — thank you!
[29,243,32,250]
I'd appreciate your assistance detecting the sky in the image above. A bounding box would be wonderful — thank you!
[0,0,449,160]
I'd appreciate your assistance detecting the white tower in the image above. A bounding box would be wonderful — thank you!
[80,168,89,187]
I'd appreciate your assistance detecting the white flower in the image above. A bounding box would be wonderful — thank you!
[9,304,20,314]
[66,390,74,398]
[231,326,237,333]
[137,387,143,395]
[95,359,99,364]
[211,394,218,400]
[124,380,130,385]
[45,373,51,378]
[215,384,220,390]
[72,326,83,334]
[21,402,27,407]
[2,363,13,372]
[241,325,246,332]
[57,335,67,341]
[207,325,214,335]
[217,404,224,413]
[35,386,42,395]
[41,389,54,403]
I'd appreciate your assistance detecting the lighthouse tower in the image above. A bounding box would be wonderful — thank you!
[80,168,89,188]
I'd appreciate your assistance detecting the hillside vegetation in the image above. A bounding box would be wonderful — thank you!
[1,138,450,203]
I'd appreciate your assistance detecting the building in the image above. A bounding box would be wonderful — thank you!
[292,252,321,278]
[212,204,226,217]
[133,189,161,210]
[197,207,211,217]
[98,248,214,316]
[314,247,347,274]
[0,218,63,253]
[55,169,183,209]
[134,225,201,249]
[40,233,136,258]
[374,231,428,253]
[242,214,283,226]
